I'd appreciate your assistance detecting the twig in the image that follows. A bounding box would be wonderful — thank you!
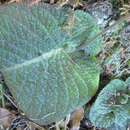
[3,93,18,109]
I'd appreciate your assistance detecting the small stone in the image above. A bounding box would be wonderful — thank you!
[87,1,113,27]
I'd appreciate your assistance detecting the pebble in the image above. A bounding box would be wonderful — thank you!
[87,1,113,28]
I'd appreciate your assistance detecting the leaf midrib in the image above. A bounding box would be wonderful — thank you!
[1,48,63,72]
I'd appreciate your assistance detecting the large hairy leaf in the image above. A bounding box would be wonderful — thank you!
[0,4,100,125]
[89,78,130,129]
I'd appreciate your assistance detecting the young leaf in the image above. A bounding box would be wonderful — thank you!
[0,4,100,125]
[89,79,130,129]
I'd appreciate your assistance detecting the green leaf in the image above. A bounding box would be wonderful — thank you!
[0,4,100,125]
[89,79,130,128]
[107,124,128,130]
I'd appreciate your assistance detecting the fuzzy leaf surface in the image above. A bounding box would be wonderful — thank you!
[0,4,100,125]
[89,79,130,129]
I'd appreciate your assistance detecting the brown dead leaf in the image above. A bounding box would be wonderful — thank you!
[28,0,41,7]
[0,108,16,129]
[8,0,22,4]
[69,107,84,130]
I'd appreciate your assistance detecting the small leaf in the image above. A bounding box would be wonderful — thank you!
[89,79,130,128]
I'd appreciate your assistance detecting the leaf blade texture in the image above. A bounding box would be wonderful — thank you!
[0,4,100,125]
[89,79,130,129]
